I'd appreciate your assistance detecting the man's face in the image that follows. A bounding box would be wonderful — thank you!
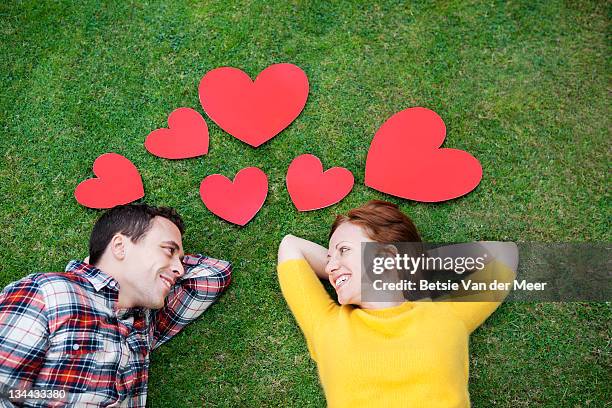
[120,216,185,309]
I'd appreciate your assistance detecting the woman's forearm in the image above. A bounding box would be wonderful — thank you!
[278,235,329,280]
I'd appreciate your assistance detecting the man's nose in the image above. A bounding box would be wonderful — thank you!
[172,258,185,278]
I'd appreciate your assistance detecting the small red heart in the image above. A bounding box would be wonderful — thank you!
[74,153,144,209]
[199,167,268,226]
[286,154,354,211]
[199,63,309,147]
[145,107,209,159]
[365,107,482,202]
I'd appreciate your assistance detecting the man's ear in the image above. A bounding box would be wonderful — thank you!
[108,234,127,260]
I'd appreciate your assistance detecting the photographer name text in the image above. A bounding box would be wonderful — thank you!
[373,279,548,292]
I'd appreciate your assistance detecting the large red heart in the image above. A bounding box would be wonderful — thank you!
[198,63,309,147]
[199,167,268,226]
[365,107,482,202]
[74,153,144,209]
[144,107,209,159]
[286,154,354,211]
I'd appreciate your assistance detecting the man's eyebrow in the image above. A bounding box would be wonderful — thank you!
[161,240,180,249]
[162,241,185,259]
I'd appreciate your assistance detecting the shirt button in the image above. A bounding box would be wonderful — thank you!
[72,343,80,351]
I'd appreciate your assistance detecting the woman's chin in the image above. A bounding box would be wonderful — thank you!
[337,293,357,306]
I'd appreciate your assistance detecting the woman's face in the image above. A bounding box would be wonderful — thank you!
[325,222,374,306]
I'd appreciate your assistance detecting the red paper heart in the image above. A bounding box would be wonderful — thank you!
[286,154,354,211]
[199,167,268,226]
[365,107,482,202]
[199,63,309,147]
[145,107,209,159]
[74,153,144,209]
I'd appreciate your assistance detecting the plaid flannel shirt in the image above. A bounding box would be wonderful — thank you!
[0,254,232,407]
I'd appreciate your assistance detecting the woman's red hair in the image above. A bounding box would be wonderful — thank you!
[329,200,421,243]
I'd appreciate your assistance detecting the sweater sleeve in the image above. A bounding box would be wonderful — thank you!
[446,259,516,334]
[277,259,338,357]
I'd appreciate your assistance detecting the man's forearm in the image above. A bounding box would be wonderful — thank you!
[150,254,232,350]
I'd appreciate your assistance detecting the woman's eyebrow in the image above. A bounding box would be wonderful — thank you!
[335,241,350,249]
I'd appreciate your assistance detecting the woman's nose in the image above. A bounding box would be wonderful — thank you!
[325,257,339,276]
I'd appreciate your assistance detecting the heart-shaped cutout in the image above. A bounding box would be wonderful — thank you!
[145,107,209,159]
[286,154,354,211]
[365,107,482,202]
[199,63,309,147]
[74,153,144,209]
[199,167,268,226]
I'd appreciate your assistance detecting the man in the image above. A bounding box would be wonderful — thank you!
[0,204,232,407]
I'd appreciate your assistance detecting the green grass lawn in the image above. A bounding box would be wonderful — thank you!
[1,0,610,406]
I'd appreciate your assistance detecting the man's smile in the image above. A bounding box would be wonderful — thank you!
[159,274,175,290]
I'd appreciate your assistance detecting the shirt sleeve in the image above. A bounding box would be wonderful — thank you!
[277,259,338,347]
[0,277,49,398]
[149,255,232,350]
[445,259,516,334]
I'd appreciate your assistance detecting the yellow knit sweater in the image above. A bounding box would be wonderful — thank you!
[277,259,514,408]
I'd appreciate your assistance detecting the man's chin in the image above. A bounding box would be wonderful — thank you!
[151,299,166,309]
[142,296,166,310]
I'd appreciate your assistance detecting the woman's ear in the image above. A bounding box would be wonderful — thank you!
[374,244,398,259]
[383,244,399,257]
[372,244,400,274]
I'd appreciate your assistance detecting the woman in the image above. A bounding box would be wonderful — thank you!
[277,200,517,408]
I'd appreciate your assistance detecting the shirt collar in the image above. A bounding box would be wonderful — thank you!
[65,260,121,292]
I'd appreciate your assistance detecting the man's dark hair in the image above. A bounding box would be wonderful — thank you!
[88,204,185,265]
